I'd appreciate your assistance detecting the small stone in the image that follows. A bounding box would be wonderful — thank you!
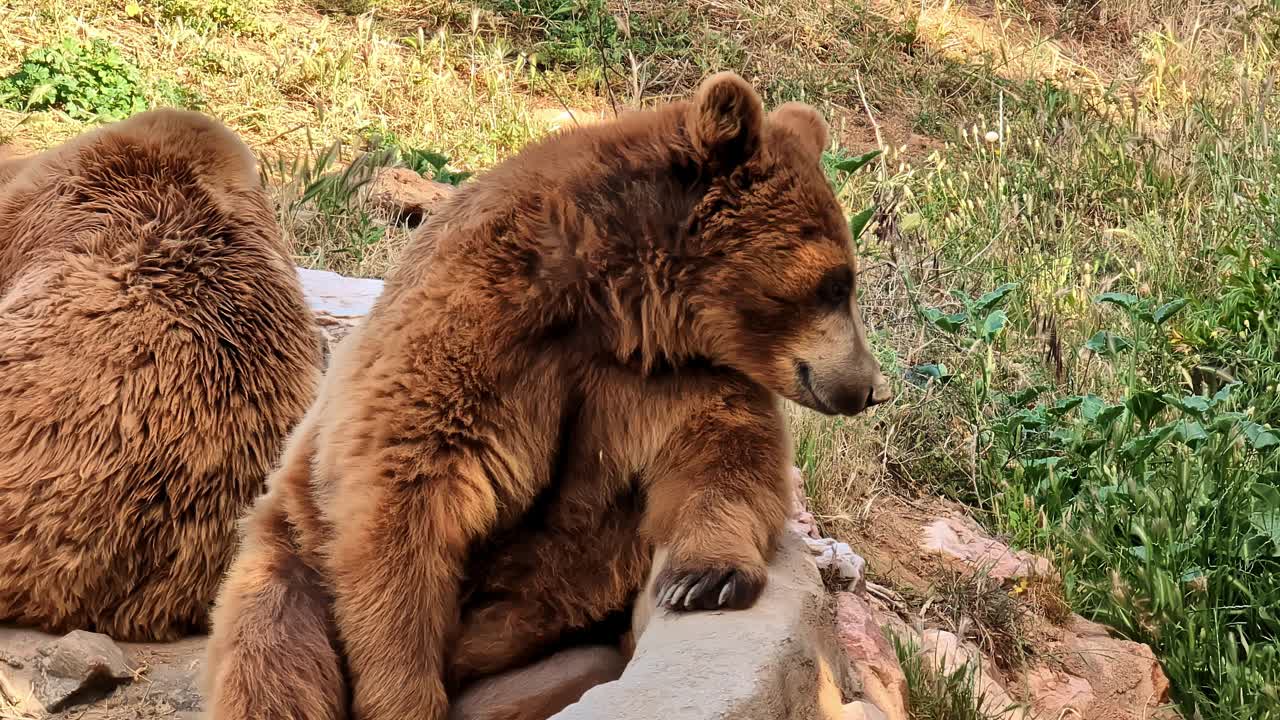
[834,551,867,589]
[33,630,134,712]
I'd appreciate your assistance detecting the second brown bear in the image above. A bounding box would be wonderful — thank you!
[205,71,892,720]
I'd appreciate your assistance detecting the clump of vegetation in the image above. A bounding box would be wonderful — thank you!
[308,0,380,16]
[893,635,1005,720]
[898,82,1280,720]
[127,0,263,35]
[929,569,1029,670]
[260,138,422,278]
[363,129,472,185]
[0,39,150,120]
[964,261,1280,718]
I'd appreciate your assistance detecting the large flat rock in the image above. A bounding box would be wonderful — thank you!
[551,533,857,720]
[296,266,385,319]
[295,267,386,358]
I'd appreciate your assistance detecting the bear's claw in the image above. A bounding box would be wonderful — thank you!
[653,566,763,612]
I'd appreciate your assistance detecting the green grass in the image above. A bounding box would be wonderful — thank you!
[2,0,1279,714]
[851,8,1280,717]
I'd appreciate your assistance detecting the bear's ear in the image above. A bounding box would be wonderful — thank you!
[688,71,764,167]
[768,102,829,160]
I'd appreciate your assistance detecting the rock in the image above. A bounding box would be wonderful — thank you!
[33,630,135,712]
[1010,617,1173,719]
[533,107,607,132]
[367,166,455,225]
[450,645,627,720]
[1027,616,1171,719]
[296,266,386,358]
[834,593,907,720]
[551,533,858,720]
[842,700,889,720]
[916,629,1028,720]
[920,516,1053,582]
[1025,665,1094,716]
[788,466,822,539]
[1,626,208,718]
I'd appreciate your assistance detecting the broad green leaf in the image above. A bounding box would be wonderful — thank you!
[921,308,967,334]
[999,386,1049,408]
[1079,394,1105,421]
[1172,420,1208,445]
[1049,395,1084,417]
[1210,411,1247,434]
[1120,424,1176,462]
[832,149,882,174]
[905,363,952,388]
[1253,482,1280,509]
[1126,390,1165,426]
[1095,403,1126,428]
[1004,408,1048,432]
[1212,383,1237,406]
[980,309,1008,342]
[27,81,56,107]
[1095,292,1140,310]
[1243,422,1280,450]
[1084,331,1133,358]
[1152,298,1190,325]
[1164,394,1211,417]
[1250,510,1280,554]
[973,282,1019,314]
[848,205,876,240]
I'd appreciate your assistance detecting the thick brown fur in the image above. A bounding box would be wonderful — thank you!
[0,109,323,642]
[205,71,891,720]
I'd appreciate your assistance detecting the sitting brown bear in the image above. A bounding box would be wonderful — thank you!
[205,71,891,720]
[0,110,322,642]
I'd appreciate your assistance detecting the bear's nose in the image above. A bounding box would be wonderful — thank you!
[867,374,893,407]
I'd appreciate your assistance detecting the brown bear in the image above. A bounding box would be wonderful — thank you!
[205,71,892,720]
[0,109,323,642]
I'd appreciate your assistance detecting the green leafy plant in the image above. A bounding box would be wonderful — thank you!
[975,278,1280,717]
[0,39,150,120]
[363,130,472,186]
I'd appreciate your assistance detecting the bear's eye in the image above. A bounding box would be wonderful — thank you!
[816,266,853,309]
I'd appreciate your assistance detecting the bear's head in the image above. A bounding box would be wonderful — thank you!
[683,72,891,416]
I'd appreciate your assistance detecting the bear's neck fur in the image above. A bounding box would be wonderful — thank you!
[387,102,734,376]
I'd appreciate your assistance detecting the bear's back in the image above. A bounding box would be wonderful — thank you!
[0,109,322,641]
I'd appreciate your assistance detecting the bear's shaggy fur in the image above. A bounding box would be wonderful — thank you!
[0,109,323,642]
[205,72,891,720]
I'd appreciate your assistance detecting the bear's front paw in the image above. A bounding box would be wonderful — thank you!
[653,564,766,612]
